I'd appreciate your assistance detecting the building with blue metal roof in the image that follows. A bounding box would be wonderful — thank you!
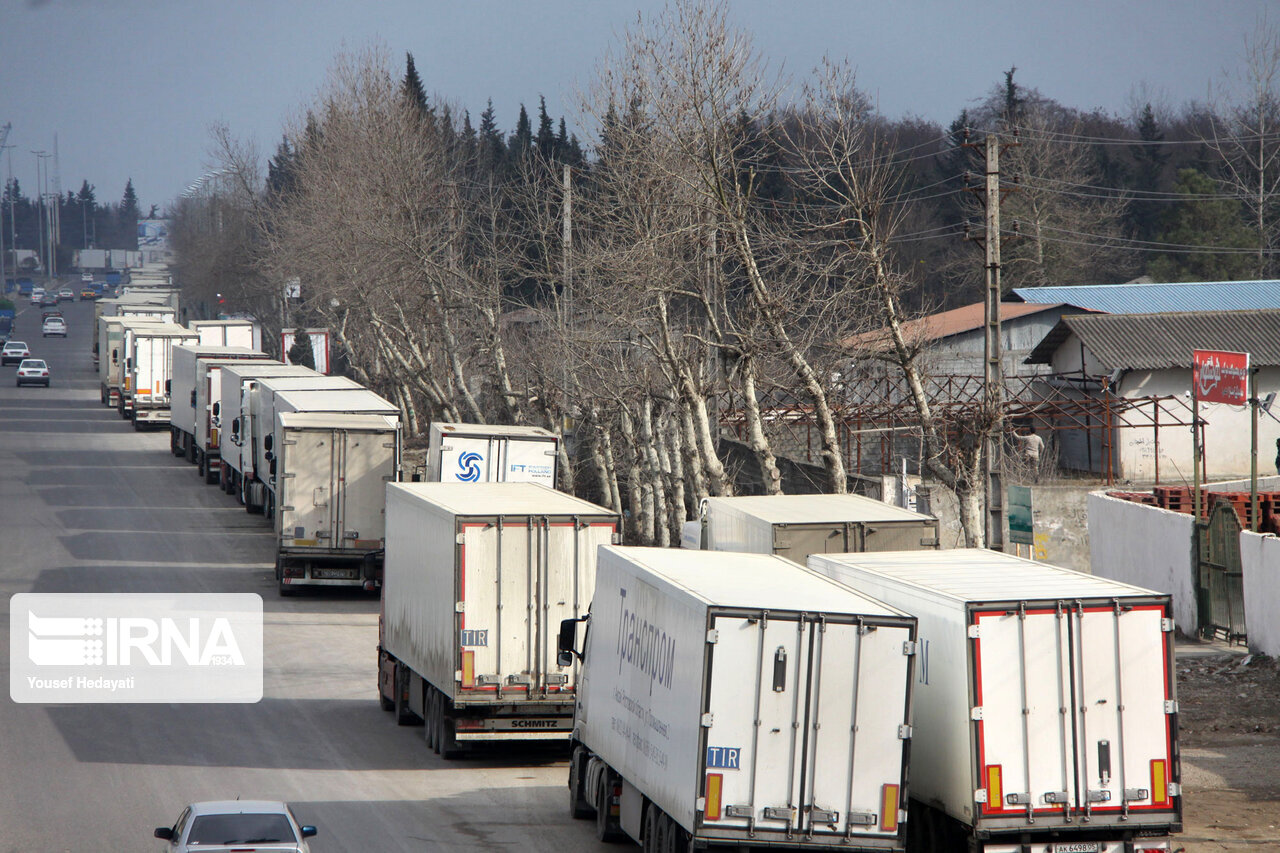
[1010,280,1280,313]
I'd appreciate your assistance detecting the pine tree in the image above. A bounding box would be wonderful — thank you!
[535,96,556,161]
[1147,169,1256,281]
[511,103,533,162]
[119,179,140,250]
[401,51,432,121]
[1129,104,1172,243]
[267,137,298,200]
[478,99,504,172]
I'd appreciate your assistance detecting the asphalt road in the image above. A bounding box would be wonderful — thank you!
[0,291,613,852]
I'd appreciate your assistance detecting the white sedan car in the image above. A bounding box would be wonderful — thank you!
[42,316,67,337]
[2,340,30,365]
[154,800,316,852]
[16,358,50,387]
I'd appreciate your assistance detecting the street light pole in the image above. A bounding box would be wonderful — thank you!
[31,151,46,282]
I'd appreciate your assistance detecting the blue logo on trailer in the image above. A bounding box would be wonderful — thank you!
[706,746,741,769]
[455,451,483,482]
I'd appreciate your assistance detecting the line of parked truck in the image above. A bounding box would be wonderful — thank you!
[94,289,1182,852]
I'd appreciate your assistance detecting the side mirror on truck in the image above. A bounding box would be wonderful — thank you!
[189,389,196,407]
[231,417,240,443]
[557,615,590,667]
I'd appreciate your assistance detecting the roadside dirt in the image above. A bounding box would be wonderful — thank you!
[1176,648,1280,851]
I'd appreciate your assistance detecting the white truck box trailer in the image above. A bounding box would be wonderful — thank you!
[98,316,160,405]
[122,323,199,429]
[189,319,262,351]
[378,482,620,756]
[92,296,169,360]
[242,375,362,512]
[562,546,917,851]
[426,422,560,487]
[281,327,331,374]
[808,549,1181,853]
[701,494,940,565]
[168,346,272,483]
[271,411,401,595]
[264,387,398,508]
[77,248,109,270]
[217,364,316,503]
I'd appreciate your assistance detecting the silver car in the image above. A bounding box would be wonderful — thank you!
[154,800,316,852]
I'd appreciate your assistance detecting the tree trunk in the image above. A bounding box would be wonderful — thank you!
[680,401,709,506]
[642,396,670,547]
[660,403,688,534]
[739,355,782,495]
[619,408,652,545]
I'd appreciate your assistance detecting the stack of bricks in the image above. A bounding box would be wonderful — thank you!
[1108,491,1158,506]
[1154,486,1192,513]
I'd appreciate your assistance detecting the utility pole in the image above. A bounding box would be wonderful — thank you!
[561,163,573,441]
[3,144,14,283]
[965,131,1018,550]
[31,151,46,281]
[0,124,9,290]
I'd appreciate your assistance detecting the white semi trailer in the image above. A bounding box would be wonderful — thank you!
[425,422,560,487]
[98,315,160,405]
[188,319,262,351]
[378,483,620,757]
[218,363,318,501]
[269,411,400,595]
[239,374,361,511]
[808,549,1182,853]
[168,346,272,483]
[561,546,917,852]
[120,322,198,428]
[698,494,940,564]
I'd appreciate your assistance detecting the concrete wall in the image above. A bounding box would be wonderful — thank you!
[1241,531,1280,656]
[1087,492,1198,635]
[928,481,1094,571]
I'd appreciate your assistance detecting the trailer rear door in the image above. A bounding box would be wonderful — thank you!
[972,602,1178,828]
[702,612,912,843]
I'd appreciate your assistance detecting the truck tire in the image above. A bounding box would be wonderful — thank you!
[378,684,394,712]
[568,746,595,819]
[659,814,685,853]
[642,805,660,853]
[394,664,421,726]
[425,690,438,751]
[595,772,624,843]
[205,458,219,485]
[436,694,463,760]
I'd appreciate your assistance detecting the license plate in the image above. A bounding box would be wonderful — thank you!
[312,568,358,580]
[1054,844,1101,853]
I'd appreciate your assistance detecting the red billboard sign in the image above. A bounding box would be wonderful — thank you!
[1193,349,1250,406]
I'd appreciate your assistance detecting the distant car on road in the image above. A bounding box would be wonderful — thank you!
[30,288,45,306]
[2,340,31,365]
[57,288,74,302]
[42,316,67,337]
[79,287,99,300]
[39,292,58,307]
[15,358,49,387]
[154,800,316,852]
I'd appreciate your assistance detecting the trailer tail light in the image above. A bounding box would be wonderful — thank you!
[880,784,899,832]
[704,773,723,821]
[455,718,483,731]
[461,650,475,688]
[985,765,1003,808]
[1151,759,1169,806]
[282,564,304,578]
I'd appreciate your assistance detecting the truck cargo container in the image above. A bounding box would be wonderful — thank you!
[700,494,940,565]
[76,248,109,270]
[378,483,620,757]
[99,316,162,406]
[269,411,400,595]
[281,327,331,374]
[240,375,362,512]
[426,422,560,487]
[808,549,1181,853]
[120,323,199,428]
[218,364,319,501]
[168,346,272,483]
[261,387,393,512]
[189,318,262,351]
[561,546,917,851]
[92,296,175,362]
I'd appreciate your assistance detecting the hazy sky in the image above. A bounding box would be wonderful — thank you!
[0,0,1269,210]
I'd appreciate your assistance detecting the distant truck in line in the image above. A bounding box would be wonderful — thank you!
[119,322,198,429]
[168,346,272,483]
[425,422,560,487]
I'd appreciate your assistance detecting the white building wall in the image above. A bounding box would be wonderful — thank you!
[1116,366,1280,481]
[1242,531,1280,656]
[1087,492,1198,634]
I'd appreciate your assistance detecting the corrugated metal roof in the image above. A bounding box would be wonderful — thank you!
[843,301,1077,349]
[1025,309,1280,368]
[1011,280,1280,313]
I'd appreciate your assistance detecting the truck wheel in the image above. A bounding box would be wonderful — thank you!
[378,682,394,712]
[394,664,421,726]
[568,746,595,819]
[437,695,463,760]
[595,773,624,843]
[642,805,660,853]
[424,690,438,751]
[205,458,219,485]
